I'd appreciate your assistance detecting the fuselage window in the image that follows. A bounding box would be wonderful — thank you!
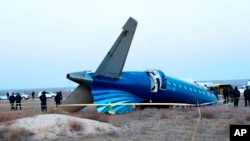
[173,83,176,87]
[179,84,182,88]
[194,89,197,93]
[189,88,193,91]
[184,86,187,89]
[167,81,171,85]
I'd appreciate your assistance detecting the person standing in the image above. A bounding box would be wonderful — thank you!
[59,91,63,103]
[31,91,35,100]
[40,91,47,112]
[222,87,229,104]
[6,92,9,99]
[55,92,61,107]
[243,86,250,107]
[55,91,63,107]
[233,86,240,107]
[229,86,234,103]
[9,93,16,111]
[15,93,22,110]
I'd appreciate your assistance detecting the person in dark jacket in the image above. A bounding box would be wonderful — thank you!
[31,91,35,100]
[243,86,250,107]
[6,92,9,99]
[222,87,229,104]
[9,93,16,111]
[15,93,22,110]
[40,91,47,112]
[233,86,240,107]
[55,92,62,107]
[229,86,234,103]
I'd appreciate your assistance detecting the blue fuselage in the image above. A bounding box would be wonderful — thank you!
[90,70,217,105]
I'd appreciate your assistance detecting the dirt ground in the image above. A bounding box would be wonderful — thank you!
[0,93,250,141]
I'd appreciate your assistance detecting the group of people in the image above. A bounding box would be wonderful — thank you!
[8,91,63,112]
[39,91,63,112]
[8,92,22,110]
[222,86,250,107]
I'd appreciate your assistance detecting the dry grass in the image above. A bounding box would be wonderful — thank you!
[0,127,34,141]
[68,119,83,131]
[1,97,250,141]
[200,108,216,119]
[6,127,33,141]
[74,111,101,120]
[68,110,110,123]
[0,112,16,122]
[0,128,9,139]
[246,113,250,121]
[0,110,37,123]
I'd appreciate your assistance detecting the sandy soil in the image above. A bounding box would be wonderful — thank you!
[7,114,120,140]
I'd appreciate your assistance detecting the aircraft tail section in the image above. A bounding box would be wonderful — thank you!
[61,85,93,112]
[95,17,138,78]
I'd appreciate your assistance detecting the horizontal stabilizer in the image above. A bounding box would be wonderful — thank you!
[91,86,144,114]
[95,17,138,78]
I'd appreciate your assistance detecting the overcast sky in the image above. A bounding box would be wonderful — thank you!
[1,0,250,90]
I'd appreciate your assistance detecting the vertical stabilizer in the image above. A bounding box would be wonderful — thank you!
[94,17,137,78]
